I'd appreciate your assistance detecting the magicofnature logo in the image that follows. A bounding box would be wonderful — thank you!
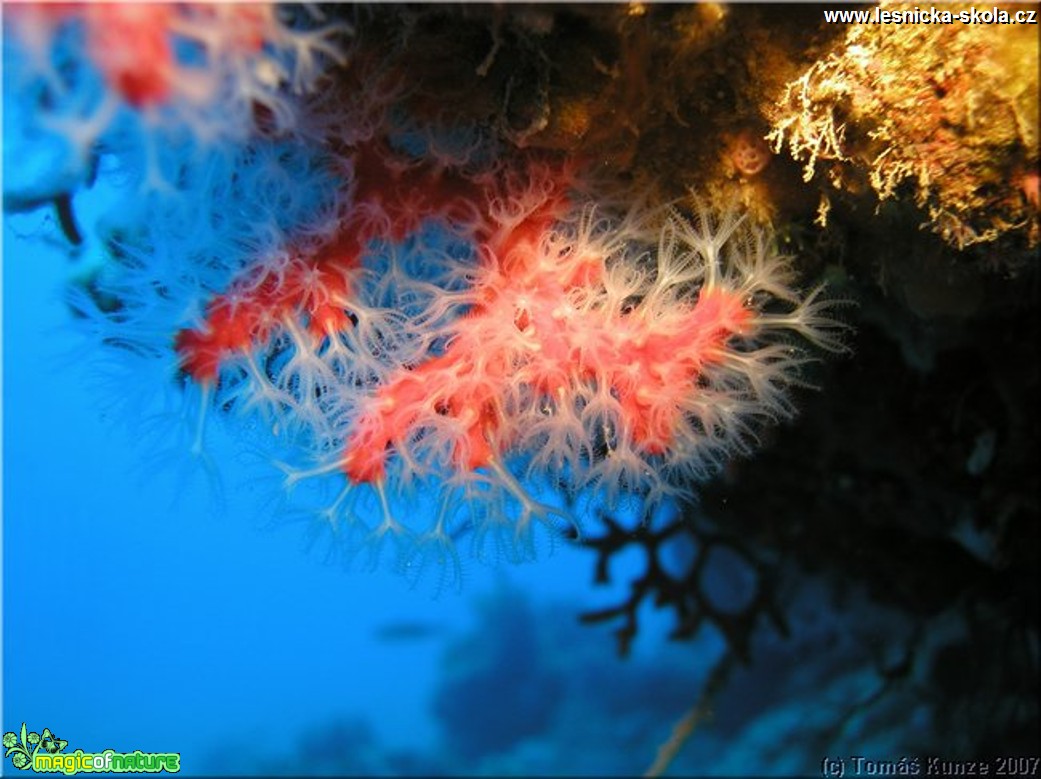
[3,724,180,774]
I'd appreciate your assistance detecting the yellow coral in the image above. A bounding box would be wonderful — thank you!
[768,1,1039,250]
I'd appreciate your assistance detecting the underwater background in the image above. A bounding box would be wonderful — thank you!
[3,3,1039,777]
[2,230,715,775]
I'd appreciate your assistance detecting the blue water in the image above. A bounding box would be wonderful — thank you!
[2,207,712,775]
[0,12,758,773]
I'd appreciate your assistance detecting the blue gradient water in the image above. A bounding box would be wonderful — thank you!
[3,206,711,775]
[1,13,724,770]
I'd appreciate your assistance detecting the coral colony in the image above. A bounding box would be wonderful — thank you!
[5,4,845,586]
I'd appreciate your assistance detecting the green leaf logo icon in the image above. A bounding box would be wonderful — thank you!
[3,723,67,770]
